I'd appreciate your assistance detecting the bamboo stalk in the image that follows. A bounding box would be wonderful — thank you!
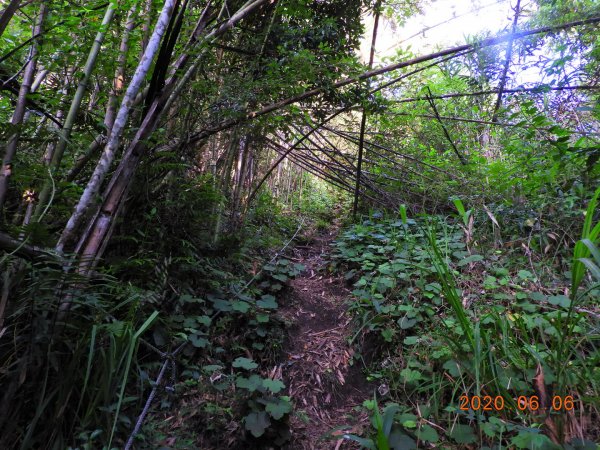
[353,0,380,219]
[57,0,178,254]
[33,2,118,220]
[0,0,21,39]
[0,3,47,212]
[187,16,600,145]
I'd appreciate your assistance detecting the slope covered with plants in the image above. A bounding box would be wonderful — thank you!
[0,0,599,448]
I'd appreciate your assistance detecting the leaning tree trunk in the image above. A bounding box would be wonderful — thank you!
[33,2,118,220]
[57,0,177,254]
[64,0,270,265]
[0,0,20,39]
[0,3,47,213]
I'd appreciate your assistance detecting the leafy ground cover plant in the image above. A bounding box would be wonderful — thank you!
[332,197,600,448]
[133,251,305,449]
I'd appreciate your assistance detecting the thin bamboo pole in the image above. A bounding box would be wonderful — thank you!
[57,0,177,254]
[33,2,118,220]
[0,3,47,212]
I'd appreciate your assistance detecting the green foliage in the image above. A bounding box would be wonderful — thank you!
[331,207,600,448]
[2,0,600,448]
[0,169,308,449]
[0,262,158,449]
[572,187,600,292]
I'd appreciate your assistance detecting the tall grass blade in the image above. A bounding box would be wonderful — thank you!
[572,187,600,292]
[107,311,159,448]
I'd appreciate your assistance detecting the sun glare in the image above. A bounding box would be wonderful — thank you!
[361,0,518,62]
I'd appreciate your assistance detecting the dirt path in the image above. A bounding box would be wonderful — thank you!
[279,228,372,449]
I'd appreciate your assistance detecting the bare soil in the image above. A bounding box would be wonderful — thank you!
[278,228,373,449]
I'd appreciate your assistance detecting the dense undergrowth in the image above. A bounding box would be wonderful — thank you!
[0,174,343,449]
[1,1,600,449]
[330,189,600,449]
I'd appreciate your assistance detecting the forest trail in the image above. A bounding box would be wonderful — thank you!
[279,227,373,449]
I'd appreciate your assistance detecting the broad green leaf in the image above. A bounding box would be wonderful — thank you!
[236,375,262,392]
[211,299,232,312]
[262,378,285,393]
[400,368,422,383]
[244,411,270,437]
[257,294,278,309]
[548,295,570,308]
[256,313,270,323]
[388,430,417,450]
[398,317,417,329]
[265,397,292,419]
[189,334,208,348]
[232,357,258,370]
[510,431,561,449]
[403,336,418,345]
[530,292,547,302]
[381,328,395,342]
[517,269,533,280]
[457,254,484,267]
[416,424,439,443]
[232,301,251,313]
[196,315,211,326]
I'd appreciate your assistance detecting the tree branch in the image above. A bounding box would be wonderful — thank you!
[426,87,468,165]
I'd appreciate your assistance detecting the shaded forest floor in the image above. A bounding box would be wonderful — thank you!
[278,227,373,449]
[146,209,600,449]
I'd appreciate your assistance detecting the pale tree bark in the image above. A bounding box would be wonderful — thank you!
[0,0,20,39]
[65,0,270,265]
[57,0,177,254]
[0,3,47,212]
[31,67,48,92]
[140,0,154,57]
[66,87,149,183]
[232,135,251,225]
[33,2,118,220]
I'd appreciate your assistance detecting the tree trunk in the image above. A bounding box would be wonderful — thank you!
[140,0,154,57]
[61,0,268,261]
[0,3,47,212]
[353,1,380,219]
[212,130,239,242]
[57,0,177,254]
[0,0,20,39]
[33,3,117,220]
[105,5,137,132]
[232,135,250,226]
